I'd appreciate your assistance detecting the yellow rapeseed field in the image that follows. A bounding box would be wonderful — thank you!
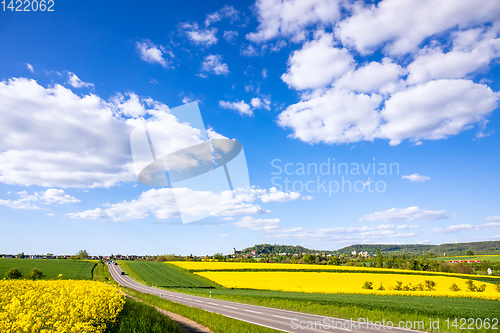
[195,271,500,300]
[168,261,500,280]
[0,280,125,333]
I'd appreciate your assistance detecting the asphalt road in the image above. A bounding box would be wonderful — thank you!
[108,263,421,333]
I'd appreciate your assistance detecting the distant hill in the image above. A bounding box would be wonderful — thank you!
[337,241,500,256]
[241,241,500,257]
[241,244,335,255]
[337,244,434,256]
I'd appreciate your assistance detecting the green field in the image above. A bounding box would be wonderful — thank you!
[118,261,213,288]
[432,255,500,262]
[0,258,95,279]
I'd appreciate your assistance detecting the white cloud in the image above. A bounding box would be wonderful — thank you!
[219,100,253,116]
[484,216,500,222]
[183,22,218,47]
[402,174,431,182]
[135,40,171,68]
[205,5,239,27]
[260,187,300,203]
[431,222,500,234]
[262,69,268,78]
[0,78,134,188]
[234,216,282,231]
[336,0,500,55]
[407,29,500,84]
[359,206,448,222]
[26,63,34,73]
[223,30,238,42]
[250,97,271,110]
[69,187,305,222]
[67,72,94,88]
[247,0,342,42]
[378,79,498,145]
[218,233,229,237]
[278,88,383,144]
[334,58,405,94]
[201,54,229,75]
[240,44,258,57]
[281,33,354,90]
[0,189,80,210]
[0,77,214,188]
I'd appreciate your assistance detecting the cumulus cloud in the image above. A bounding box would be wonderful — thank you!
[0,189,80,210]
[402,174,431,182]
[247,0,342,42]
[219,100,252,116]
[378,79,498,145]
[260,187,300,203]
[135,40,171,68]
[182,22,218,47]
[336,0,500,55]
[484,216,500,222]
[201,54,229,75]
[234,216,282,231]
[69,187,306,222]
[359,206,448,222]
[278,88,383,144]
[281,33,354,90]
[26,63,34,73]
[67,72,94,88]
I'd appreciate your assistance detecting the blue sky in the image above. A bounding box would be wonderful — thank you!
[1,0,500,256]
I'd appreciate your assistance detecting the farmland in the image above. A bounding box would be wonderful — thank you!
[120,260,500,332]
[0,279,124,332]
[195,271,500,299]
[0,258,96,279]
[431,255,500,263]
[118,261,214,288]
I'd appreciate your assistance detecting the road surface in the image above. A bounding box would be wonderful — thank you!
[108,263,421,333]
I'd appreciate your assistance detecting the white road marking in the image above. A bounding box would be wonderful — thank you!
[223,305,238,309]
[272,314,293,320]
[243,309,263,314]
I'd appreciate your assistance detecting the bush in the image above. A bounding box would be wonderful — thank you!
[496,283,500,292]
[449,283,461,292]
[4,268,22,279]
[377,283,385,291]
[26,268,44,280]
[393,281,403,291]
[362,281,373,290]
[425,280,436,291]
[465,279,486,292]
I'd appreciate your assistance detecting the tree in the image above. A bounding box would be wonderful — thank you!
[76,250,89,260]
[466,250,474,256]
[376,248,383,268]
[327,256,340,265]
[26,268,44,280]
[302,254,316,264]
[4,267,22,279]
[16,252,24,259]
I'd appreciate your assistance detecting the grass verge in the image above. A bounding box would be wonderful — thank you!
[105,297,184,333]
[122,287,283,333]
[0,258,95,279]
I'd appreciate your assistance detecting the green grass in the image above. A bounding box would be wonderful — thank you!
[432,255,500,263]
[118,261,213,288]
[122,287,282,333]
[168,288,500,332]
[105,297,184,333]
[93,260,113,283]
[0,258,95,279]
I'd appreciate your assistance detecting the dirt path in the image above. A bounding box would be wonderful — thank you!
[124,294,213,333]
